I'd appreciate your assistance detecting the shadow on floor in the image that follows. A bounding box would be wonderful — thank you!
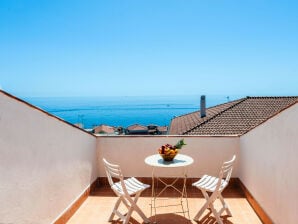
[148,213,192,224]
[110,213,192,224]
[193,209,233,224]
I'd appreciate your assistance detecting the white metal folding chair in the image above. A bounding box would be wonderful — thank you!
[102,158,151,224]
[192,155,236,224]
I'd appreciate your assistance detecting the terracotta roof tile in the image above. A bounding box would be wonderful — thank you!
[93,125,115,134]
[127,124,148,131]
[169,96,298,136]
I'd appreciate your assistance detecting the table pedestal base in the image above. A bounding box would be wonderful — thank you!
[150,174,190,223]
[144,154,194,224]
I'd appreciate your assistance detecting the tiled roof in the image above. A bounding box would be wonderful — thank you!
[157,126,168,132]
[93,125,115,134]
[169,96,298,136]
[127,124,148,131]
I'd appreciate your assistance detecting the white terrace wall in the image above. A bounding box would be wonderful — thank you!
[239,103,298,224]
[97,135,239,178]
[0,91,98,224]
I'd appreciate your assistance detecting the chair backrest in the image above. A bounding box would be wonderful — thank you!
[217,155,236,190]
[102,158,124,187]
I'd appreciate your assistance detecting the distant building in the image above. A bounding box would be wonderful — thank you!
[115,126,125,135]
[93,124,116,135]
[147,124,159,135]
[157,125,168,135]
[126,124,148,135]
[125,124,168,135]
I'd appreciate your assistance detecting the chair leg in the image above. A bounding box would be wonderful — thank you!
[209,202,223,224]
[109,196,122,221]
[126,192,150,223]
[194,190,227,224]
[194,190,210,221]
[201,192,224,224]
[219,193,232,216]
[113,192,149,224]
[123,207,134,224]
[205,192,230,224]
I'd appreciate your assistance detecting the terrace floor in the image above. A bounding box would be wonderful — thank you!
[66,181,262,224]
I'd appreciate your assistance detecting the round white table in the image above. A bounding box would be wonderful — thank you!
[144,154,193,222]
[145,153,194,168]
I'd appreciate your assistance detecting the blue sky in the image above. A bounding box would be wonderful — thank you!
[0,0,297,97]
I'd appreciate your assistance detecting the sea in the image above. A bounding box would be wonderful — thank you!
[24,95,242,129]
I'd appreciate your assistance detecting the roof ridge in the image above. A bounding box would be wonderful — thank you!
[247,96,298,99]
[183,97,248,134]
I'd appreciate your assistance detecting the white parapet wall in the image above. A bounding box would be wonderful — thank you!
[239,103,298,224]
[0,91,98,224]
[97,135,240,178]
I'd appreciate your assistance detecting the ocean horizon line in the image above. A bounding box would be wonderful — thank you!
[23,94,247,129]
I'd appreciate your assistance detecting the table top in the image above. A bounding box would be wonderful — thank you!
[144,154,193,168]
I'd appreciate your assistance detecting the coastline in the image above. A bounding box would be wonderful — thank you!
[24,95,242,129]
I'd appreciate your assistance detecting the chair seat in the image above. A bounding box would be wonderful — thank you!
[112,177,150,195]
[192,174,228,192]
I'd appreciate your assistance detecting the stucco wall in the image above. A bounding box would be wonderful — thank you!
[0,91,97,224]
[239,103,298,224]
[97,135,239,178]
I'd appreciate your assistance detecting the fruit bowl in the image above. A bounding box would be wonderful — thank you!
[159,150,178,161]
[158,139,186,162]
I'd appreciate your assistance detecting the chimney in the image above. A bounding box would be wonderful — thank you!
[200,95,206,118]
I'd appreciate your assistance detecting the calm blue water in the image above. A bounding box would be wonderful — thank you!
[24,95,240,129]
